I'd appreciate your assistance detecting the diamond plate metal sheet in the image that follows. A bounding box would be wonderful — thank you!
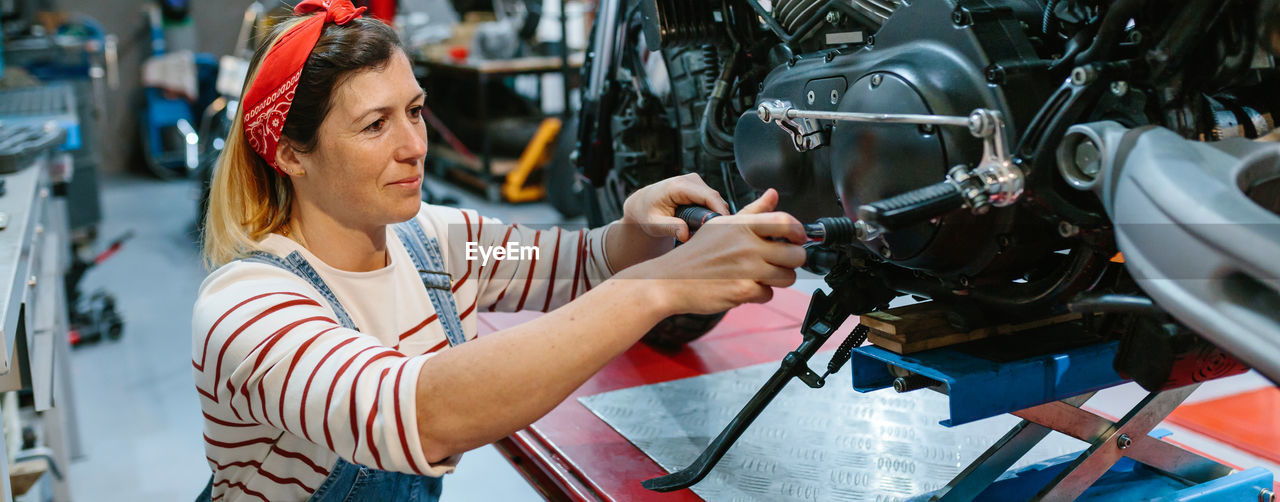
[579,358,1088,502]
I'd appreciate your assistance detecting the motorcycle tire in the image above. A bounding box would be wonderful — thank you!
[582,45,743,348]
[586,183,726,348]
[663,45,758,205]
[547,116,585,218]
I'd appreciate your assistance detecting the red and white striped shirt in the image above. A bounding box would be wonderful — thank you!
[192,203,614,501]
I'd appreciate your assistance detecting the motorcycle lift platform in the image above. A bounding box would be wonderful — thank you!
[850,339,1275,501]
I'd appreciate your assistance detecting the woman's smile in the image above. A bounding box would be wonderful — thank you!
[388,174,423,190]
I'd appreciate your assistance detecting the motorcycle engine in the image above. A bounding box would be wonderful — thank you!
[736,0,1070,300]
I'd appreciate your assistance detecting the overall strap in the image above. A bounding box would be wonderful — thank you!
[242,251,358,331]
[394,219,468,347]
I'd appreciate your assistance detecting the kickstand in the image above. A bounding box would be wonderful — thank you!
[642,281,868,492]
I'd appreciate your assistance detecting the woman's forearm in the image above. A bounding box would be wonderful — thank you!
[603,220,675,272]
[413,271,673,460]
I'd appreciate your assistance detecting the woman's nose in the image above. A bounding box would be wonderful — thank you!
[394,117,428,163]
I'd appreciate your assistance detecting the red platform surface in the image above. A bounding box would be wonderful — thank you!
[478,287,851,501]
[1166,386,1280,465]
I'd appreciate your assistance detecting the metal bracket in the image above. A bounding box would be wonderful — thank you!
[929,393,1097,501]
[758,102,827,151]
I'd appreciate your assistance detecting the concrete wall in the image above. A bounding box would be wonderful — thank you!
[50,0,259,174]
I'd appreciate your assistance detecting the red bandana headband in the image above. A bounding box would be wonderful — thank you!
[242,0,366,172]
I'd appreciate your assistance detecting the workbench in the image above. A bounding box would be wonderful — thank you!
[480,287,1275,501]
[0,156,80,501]
[479,288,819,501]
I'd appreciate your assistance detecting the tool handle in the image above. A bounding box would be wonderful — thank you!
[675,205,723,232]
[678,205,858,246]
[857,181,964,231]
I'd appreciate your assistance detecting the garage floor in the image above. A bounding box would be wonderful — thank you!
[64,169,1277,501]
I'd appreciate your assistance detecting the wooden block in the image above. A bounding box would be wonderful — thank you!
[865,302,1082,354]
[860,302,953,336]
[868,329,999,354]
[9,457,48,496]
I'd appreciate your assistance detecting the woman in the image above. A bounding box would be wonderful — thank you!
[193,1,806,500]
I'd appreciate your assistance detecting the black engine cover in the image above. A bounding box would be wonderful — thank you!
[736,0,1054,279]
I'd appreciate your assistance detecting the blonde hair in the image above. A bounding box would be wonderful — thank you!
[202,19,299,269]
[201,15,401,268]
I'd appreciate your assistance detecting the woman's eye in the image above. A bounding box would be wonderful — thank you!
[409,106,423,120]
[365,118,386,133]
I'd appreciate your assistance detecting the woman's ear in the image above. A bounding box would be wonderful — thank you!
[274,139,306,177]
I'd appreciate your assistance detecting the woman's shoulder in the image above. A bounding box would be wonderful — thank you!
[413,202,481,227]
[409,202,501,240]
[196,257,324,312]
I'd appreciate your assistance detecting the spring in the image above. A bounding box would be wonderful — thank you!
[825,324,871,376]
[648,0,723,47]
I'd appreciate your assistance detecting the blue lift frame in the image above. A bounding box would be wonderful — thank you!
[850,340,1275,501]
[851,341,1127,426]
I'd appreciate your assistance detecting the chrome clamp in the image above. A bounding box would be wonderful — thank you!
[757,100,828,151]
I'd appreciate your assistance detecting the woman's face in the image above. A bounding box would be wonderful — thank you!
[287,50,427,230]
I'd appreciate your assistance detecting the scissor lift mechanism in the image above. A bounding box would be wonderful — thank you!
[851,342,1275,501]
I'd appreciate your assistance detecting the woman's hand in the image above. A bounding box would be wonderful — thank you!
[621,173,732,242]
[621,189,807,316]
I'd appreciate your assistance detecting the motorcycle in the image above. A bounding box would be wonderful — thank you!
[575,0,1280,490]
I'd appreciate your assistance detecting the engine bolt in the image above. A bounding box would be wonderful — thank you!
[968,110,995,137]
[1127,29,1143,44]
[1260,488,1275,502]
[1058,221,1080,238]
[1110,81,1129,97]
[825,10,842,25]
[1070,66,1097,86]
[985,65,1004,84]
[870,74,883,88]
[1116,433,1132,449]
[918,123,935,135]
[830,89,840,104]
[951,10,970,26]
[807,90,816,105]
[1073,139,1102,179]
[893,374,934,393]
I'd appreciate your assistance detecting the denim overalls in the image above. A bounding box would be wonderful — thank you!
[197,219,467,502]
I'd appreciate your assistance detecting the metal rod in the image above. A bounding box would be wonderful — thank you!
[934,393,1095,502]
[784,109,973,127]
[1034,383,1202,501]
[892,373,940,393]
